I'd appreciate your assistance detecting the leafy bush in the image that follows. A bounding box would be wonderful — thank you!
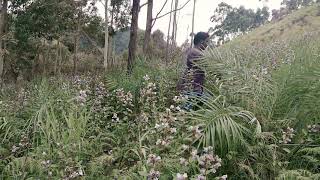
[1,33,320,179]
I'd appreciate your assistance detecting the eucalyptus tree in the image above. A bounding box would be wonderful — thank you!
[127,0,140,74]
[0,0,8,83]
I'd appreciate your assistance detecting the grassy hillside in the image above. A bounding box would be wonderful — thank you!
[1,4,320,180]
[232,4,320,45]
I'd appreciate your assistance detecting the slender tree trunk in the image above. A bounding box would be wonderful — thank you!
[174,2,179,43]
[165,0,174,63]
[190,0,196,48]
[54,43,58,75]
[44,48,49,76]
[108,36,113,66]
[143,0,153,55]
[104,0,109,70]
[58,42,62,75]
[108,4,114,67]
[54,41,61,75]
[127,0,140,75]
[39,47,44,76]
[73,35,78,75]
[73,35,79,75]
[113,4,120,67]
[171,0,178,44]
[0,0,8,84]
[73,13,81,75]
[112,37,116,66]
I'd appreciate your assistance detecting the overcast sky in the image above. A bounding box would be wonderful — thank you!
[98,0,282,45]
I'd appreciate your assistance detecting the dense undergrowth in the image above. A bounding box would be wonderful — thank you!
[0,33,320,179]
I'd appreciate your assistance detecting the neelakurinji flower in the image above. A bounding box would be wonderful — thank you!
[147,169,160,180]
[308,124,320,133]
[147,154,161,166]
[176,173,188,180]
[280,127,295,144]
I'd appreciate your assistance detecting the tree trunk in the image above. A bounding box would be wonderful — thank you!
[165,0,174,63]
[190,0,196,48]
[54,46,58,75]
[44,48,49,76]
[112,37,116,66]
[104,0,109,70]
[54,41,60,75]
[171,0,178,44]
[127,0,140,75]
[39,51,44,76]
[58,42,62,75]
[73,13,81,75]
[73,35,78,75]
[143,0,153,55]
[108,4,114,67]
[108,36,113,66]
[0,0,8,84]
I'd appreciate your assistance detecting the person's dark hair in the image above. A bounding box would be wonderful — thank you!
[194,32,209,45]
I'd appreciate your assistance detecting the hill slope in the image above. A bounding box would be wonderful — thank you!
[232,4,320,45]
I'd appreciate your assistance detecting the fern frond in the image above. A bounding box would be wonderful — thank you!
[297,147,320,156]
[276,169,318,180]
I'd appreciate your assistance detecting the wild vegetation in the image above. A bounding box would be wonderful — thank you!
[0,0,320,179]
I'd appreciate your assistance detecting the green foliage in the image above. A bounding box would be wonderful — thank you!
[281,0,316,11]
[276,169,320,180]
[14,0,77,42]
[82,15,105,48]
[188,93,256,155]
[110,0,131,31]
[1,7,320,179]
[232,5,320,45]
[210,3,269,44]
[192,31,320,179]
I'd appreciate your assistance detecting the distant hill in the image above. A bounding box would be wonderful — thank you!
[113,29,145,54]
[230,4,320,45]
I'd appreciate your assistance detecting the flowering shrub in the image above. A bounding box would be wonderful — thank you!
[280,127,295,144]
[308,124,320,133]
[140,75,158,113]
[1,33,320,179]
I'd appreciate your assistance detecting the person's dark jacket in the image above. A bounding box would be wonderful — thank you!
[177,48,205,94]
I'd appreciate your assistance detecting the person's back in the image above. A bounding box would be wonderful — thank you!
[177,32,209,95]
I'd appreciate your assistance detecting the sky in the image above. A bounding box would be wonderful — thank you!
[98,0,283,45]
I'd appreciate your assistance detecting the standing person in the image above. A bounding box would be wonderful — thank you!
[177,32,210,110]
[177,32,209,94]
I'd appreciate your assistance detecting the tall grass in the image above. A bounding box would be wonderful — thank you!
[0,32,319,179]
[190,32,320,178]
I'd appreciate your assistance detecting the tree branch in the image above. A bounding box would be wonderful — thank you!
[139,2,148,11]
[99,0,105,7]
[152,0,191,27]
[151,0,169,28]
[80,29,104,55]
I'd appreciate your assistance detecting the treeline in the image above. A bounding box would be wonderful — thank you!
[0,0,131,82]
[209,0,319,45]
[272,0,320,20]
[1,0,318,83]
[0,0,183,83]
